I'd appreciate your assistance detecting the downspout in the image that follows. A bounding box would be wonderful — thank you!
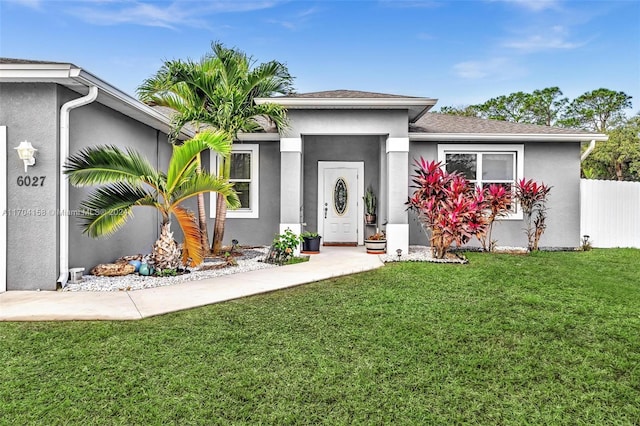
[57,86,99,286]
[581,139,597,162]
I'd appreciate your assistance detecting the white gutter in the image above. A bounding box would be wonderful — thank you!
[581,139,597,162]
[255,97,437,122]
[236,132,280,141]
[255,97,437,108]
[57,86,98,287]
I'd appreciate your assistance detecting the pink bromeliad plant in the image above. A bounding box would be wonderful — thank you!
[514,178,551,251]
[407,158,489,259]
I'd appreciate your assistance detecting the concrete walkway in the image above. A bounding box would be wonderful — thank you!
[0,247,384,322]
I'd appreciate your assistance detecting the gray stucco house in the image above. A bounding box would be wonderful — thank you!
[0,59,607,291]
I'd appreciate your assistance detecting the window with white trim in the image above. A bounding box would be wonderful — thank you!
[437,144,524,219]
[210,144,259,218]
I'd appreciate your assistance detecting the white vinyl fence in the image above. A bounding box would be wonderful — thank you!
[580,179,640,248]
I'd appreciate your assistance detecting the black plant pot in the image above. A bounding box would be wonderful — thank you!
[302,236,322,253]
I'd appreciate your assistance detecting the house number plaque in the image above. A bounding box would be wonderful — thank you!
[16,176,46,187]
[334,177,348,216]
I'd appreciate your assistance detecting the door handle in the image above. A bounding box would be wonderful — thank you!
[324,203,328,219]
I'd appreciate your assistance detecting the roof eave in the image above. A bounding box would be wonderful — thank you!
[0,63,193,139]
[255,97,437,121]
[236,132,280,141]
[409,133,609,142]
[74,69,194,139]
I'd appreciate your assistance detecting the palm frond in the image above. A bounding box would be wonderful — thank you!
[77,183,157,238]
[248,60,295,96]
[65,145,159,188]
[246,103,289,132]
[172,205,204,266]
[166,130,232,191]
[171,173,240,210]
[137,62,173,103]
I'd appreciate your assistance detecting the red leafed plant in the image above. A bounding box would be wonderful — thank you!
[407,158,489,258]
[514,178,551,251]
[479,184,513,252]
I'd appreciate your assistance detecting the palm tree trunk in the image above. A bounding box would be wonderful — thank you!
[152,222,181,270]
[195,153,210,252]
[197,193,209,251]
[212,192,227,254]
[212,155,232,254]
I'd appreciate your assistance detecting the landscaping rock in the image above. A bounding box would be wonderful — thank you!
[90,263,136,276]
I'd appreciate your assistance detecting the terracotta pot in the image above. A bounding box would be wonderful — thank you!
[365,214,377,225]
[364,239,386,254]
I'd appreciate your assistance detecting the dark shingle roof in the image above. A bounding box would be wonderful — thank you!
[0,57,73,65]
[411,113,595,135]
[275,90,421,99]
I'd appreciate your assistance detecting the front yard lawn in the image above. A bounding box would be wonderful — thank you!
[1,249,639,424]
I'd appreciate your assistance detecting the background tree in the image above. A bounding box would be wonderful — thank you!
[474,91,533,123]
[440,87,631,131]
[438,105,481,117]
[438,88,567,125]
[560,88,632,132]
[582,114,640,181]
[65,131,240,269]
[439,86,636,180]
[526,87,569,126]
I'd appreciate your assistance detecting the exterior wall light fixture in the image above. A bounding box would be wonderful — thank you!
[14,140,37,173]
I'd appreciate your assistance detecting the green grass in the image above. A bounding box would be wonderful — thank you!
[286,255,310,265]
[2,249,639,425]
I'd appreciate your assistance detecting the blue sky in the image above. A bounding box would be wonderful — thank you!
[1,0,638,114]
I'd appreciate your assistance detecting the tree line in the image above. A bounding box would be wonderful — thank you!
[439,88,639,181]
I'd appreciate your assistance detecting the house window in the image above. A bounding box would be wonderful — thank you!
[210,144,259,219]
[437,144,524,219]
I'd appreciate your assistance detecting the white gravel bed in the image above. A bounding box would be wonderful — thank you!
[63,247,276,292]
[380,245,529,264]
[64,244,531,292]
[380,245,467,264]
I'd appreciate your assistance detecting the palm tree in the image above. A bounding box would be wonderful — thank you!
[64,130,240,269]
[137,61,220,252]
[138,41,294,254]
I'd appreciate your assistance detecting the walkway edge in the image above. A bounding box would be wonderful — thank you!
[0,247,384,321]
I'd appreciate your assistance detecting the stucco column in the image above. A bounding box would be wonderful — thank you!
[385,137,409,255]
[280,137,303,238]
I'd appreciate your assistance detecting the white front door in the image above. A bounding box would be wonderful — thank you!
[318,162,364,245]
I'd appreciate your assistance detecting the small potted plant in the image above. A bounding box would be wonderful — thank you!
[364,230,386,254]
[301,231,322,253]
[364,186,377,225]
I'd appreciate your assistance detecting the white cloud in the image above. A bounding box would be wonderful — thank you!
[4,0,43,10]
[66,1,282,30]
[266,5,320,31]
[502,26,584,52]
[417,32,435,40]
[378,0,442,8]
[453,57,526,80]
[496,0,561,12]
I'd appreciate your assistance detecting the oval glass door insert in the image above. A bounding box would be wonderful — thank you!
[334,177,348,216]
